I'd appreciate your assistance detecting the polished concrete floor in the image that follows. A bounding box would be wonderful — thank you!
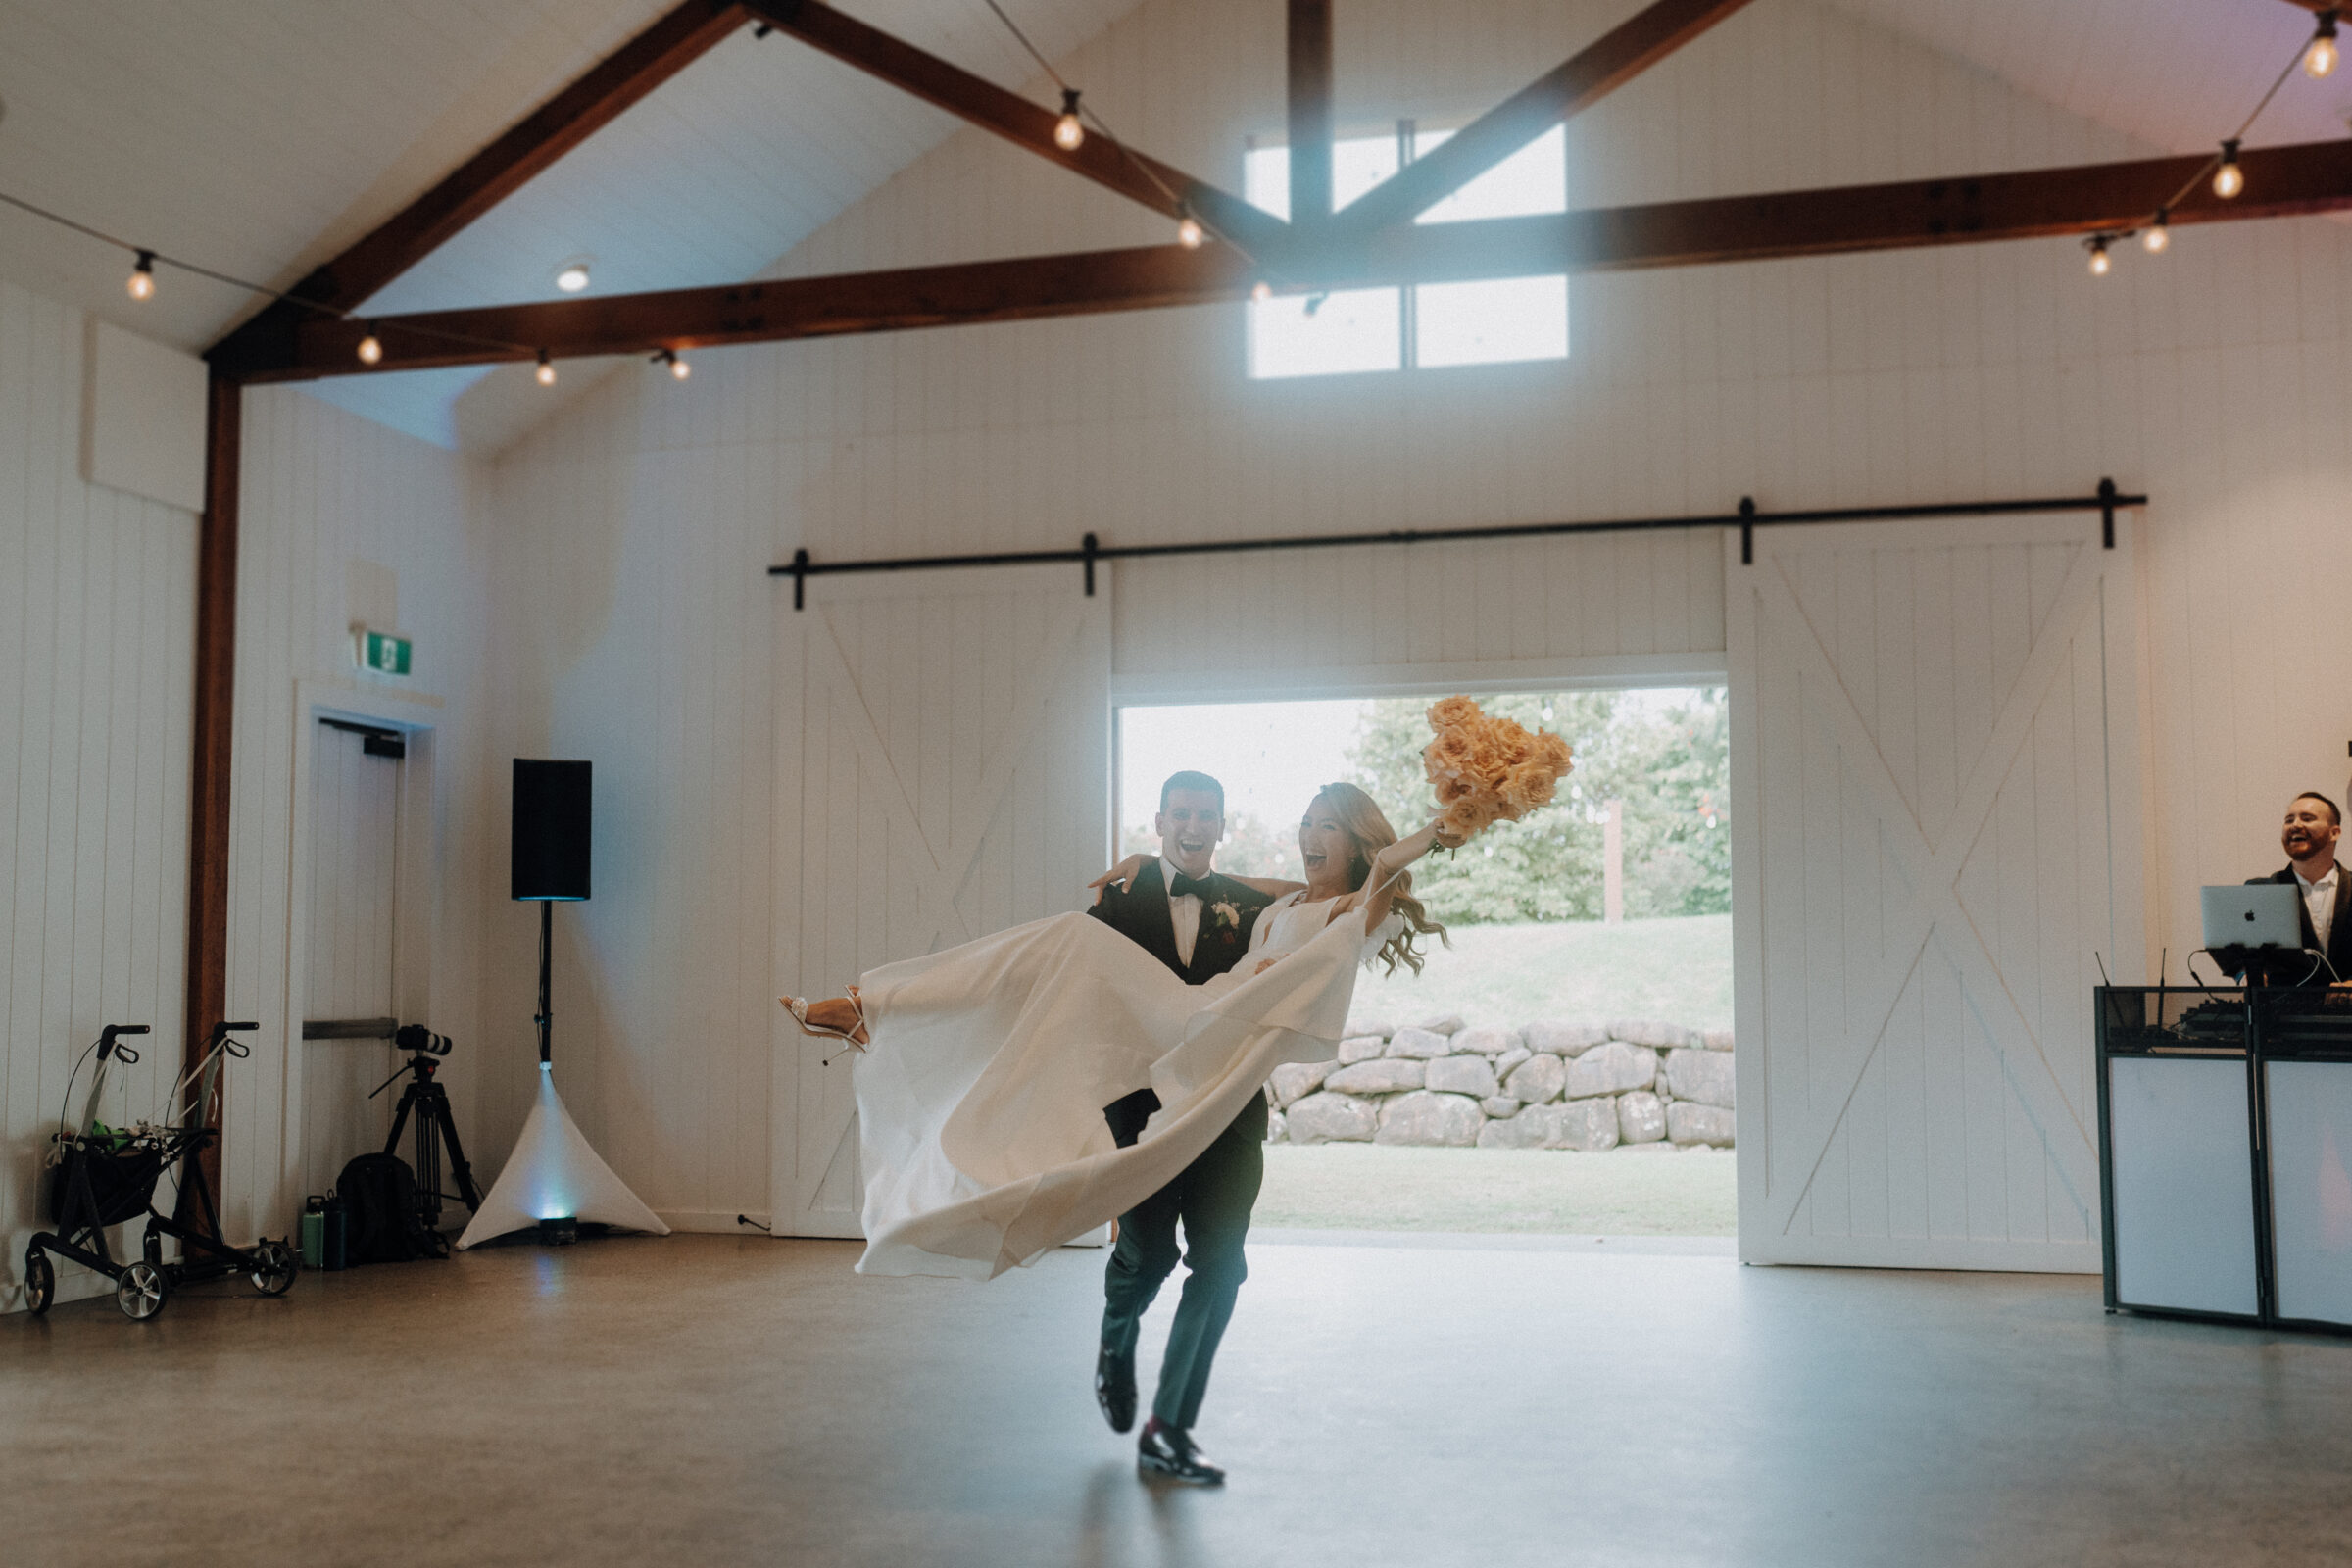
[7,1231,2351,1567]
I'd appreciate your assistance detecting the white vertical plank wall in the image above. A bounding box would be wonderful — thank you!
[1728,514,2140,1271]
[0,280,196,1309]
[1112,531,1726,692]
[220,389,493,1245]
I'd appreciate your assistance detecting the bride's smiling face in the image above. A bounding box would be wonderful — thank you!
[1298,799,1356,886]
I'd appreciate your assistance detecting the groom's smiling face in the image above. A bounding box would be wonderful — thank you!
[1156,788,1224,880]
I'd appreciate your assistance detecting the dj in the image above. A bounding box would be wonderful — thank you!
[2259,793,2352,985]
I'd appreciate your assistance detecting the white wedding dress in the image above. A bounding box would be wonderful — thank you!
[850,891,1400,1279]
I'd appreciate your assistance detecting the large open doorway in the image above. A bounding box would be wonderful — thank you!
[1116,687,1735,1239]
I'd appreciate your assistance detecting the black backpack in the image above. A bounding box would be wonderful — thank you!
[333,1152,447,1263]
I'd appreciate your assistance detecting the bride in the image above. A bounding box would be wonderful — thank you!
[785,783,1455,1280]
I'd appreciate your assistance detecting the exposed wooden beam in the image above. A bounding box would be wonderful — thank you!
[239,138,2352,382]
[1288,0,1335,227]
[254,246,1252,378]
[1331,0,1757,243]
[209,0,750,377]
[740,0,1284,258]
[178,372,241,1217]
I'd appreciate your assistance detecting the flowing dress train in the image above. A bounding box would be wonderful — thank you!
[851,897,1388,1279]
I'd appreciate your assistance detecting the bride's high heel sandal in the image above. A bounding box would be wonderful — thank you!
[782,988,868,1065]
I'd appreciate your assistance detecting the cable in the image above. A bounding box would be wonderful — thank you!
[0,187,544,365]
[971,0,1258,266]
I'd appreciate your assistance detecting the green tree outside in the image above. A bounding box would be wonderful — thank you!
[1346,690,1729,924]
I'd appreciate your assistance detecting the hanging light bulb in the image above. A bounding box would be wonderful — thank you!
[2307,10,2340,77]
[654,348,690,381]
[1177,210,1204,249]
[1054,88,1085,152]
[1250,280,1273,303]
[2213,139,2244,200]
[535,350,557,387]
[2142,212,2170,254]
[357,326,383,366]
[2085,235,2111,276]
[125,250,156,301]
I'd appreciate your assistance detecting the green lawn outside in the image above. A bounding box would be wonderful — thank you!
[1255,1144,1738,1235]
[1348,913,1731,1032]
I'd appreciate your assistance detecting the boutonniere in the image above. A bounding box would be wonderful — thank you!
[1211,901,1241,932]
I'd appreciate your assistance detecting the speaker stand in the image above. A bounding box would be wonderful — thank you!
[458,900,667,1249]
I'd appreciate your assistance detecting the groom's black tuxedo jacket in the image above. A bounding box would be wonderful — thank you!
[1088,860,1274,985]
[1090,860,1273,1134]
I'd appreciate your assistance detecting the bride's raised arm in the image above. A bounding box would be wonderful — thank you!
[1348,818,1459,933]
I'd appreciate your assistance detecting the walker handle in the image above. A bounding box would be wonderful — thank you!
[97,1023,150,1062]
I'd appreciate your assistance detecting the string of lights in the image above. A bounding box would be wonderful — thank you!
[2082,6,2338,276]
[979,0,1221,256]
[0,188,655,385]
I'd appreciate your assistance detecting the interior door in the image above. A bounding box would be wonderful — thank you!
[299,721,403,1200]
[1727,513,2142,1272]
[770,565,1111,1238]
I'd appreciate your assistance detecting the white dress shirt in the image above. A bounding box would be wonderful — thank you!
[2296,861,2340,955]
[1161,856,1203,968]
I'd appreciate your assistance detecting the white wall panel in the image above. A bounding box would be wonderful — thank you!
[477,0,2352,1236]
[0,279,196,1309]
[219,386,492,1246]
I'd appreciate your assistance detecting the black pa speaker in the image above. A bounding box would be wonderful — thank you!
[512,760,591,902]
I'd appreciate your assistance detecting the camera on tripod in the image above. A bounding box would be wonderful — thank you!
[368,1022,481,1236]
[394,1023,453,1057]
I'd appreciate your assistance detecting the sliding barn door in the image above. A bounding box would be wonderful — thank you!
[769,565,1110,1238]
[1728,514,2142,1272]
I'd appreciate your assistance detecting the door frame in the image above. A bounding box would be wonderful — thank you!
[277,678,441,1225]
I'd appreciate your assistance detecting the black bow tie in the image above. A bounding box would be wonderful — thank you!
[1168,871,1216,901]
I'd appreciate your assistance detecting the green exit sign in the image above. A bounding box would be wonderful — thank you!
[360,629,412,677]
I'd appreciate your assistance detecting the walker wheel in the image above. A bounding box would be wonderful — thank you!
[117,1260,169,1321]
[250,1240,298,1297]
[24,1250,53,1316]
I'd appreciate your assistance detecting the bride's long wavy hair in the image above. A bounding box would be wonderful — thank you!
[1313,782,1448,976]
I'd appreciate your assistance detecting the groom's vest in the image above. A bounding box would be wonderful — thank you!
[1087,860,1271,985]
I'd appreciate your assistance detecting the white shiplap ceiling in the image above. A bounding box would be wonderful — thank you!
[0,1,2337,454]
[0,0,1142,450]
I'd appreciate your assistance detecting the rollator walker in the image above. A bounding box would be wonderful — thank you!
[24,1020,298,1320]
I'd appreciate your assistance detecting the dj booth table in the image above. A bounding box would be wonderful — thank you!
[2097,987,2352,1331]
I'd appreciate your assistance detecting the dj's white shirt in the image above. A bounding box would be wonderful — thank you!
[2296,861,2340,954]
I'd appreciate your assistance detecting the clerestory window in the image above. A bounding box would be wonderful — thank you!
[1244,122,1568,380]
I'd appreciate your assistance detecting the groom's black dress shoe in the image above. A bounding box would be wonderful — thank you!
[1137,1418,1224,1486]
[1096,1346,1137,1433]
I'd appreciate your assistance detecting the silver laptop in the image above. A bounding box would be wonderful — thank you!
[2200,883,2303,950]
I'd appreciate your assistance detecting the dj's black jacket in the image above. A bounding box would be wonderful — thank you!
[2256,863,2352,985]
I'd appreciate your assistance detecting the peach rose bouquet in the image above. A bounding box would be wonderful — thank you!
[1421,696,1573,845]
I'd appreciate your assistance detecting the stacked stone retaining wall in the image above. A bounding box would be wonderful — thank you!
[1269,1015,1734,1152]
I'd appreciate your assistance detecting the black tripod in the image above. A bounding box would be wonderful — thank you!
[371,1051,484,1232]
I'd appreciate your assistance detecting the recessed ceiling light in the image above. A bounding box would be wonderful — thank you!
[555,259,592,294]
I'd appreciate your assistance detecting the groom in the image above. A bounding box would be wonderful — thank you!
[1088,770,1274,1486]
